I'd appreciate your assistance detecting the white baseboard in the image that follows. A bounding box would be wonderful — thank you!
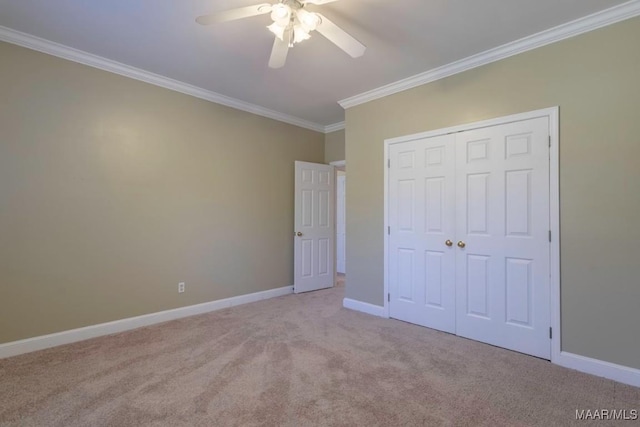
[0,285,293,359]
[555,351,640,388]
[343,298,387,318]
[341,298,640,388]
[4,289,638,389]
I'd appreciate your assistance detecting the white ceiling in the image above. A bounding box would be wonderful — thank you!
[0,0,629,128]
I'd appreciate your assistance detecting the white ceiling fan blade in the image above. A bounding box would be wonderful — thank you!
[315,14,366,58]
[304,0,340,4]
[196,4,272,25]
[268,36,290,69]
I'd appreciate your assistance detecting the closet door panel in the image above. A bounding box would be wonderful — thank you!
[455,117,551,359]
[388,134,456,333]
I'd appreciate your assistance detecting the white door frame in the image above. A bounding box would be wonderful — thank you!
[383,107,560,363]
[330,160,346,282]
[336,174,346,274]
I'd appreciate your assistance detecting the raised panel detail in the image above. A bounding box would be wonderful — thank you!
[301,239,313,278]
[425,177,444,233]
[506,133,532,158]
[302,169,313,183]
[506,258,533,327]
[398,249,414,301]
[318,190,330,228]
[467,174,489,235]
[467,139,490,162]
[302,190,313,227]
[318,238,330,275]
[318,170,330,185]
[425,251,443,308]
[425,147,444,166]
[506,170,532,237]
[398,180,415,232]
[467,255,490,318]
[398,151,415,169]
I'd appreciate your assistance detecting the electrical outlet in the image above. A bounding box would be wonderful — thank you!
[178,282,185,293]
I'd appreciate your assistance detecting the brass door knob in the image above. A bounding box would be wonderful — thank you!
[445,240,453,247]
[296,232,303,237]
[457,241,466,248]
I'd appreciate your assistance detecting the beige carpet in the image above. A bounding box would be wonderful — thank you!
[0,281,637,426]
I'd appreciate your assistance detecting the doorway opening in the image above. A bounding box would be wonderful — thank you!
[331,160,346,288]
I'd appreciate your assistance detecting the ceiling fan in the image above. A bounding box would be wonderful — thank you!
[196,0,366,69]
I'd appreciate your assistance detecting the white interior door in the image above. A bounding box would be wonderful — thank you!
[336,175,346,274]
[388,134,457,333]
[455,117,550,359]
[294,161,335,293]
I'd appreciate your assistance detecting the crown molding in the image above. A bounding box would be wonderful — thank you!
[324,122,345,133]
[339,0,640,109]
[0,25,328,133]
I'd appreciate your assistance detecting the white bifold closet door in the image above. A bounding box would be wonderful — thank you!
[389,117,551,359]
[389,134,457,334]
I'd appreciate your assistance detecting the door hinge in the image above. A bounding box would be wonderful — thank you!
[388,159,391,168]
[388,293,390,302]
[548,135,551,147]
[549,327,553,339]
[388,226,390,235]
[548,230,552,242]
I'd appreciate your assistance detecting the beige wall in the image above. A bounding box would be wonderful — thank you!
[324,129,345,163]
[0,42,324,344]
[345,17,640,369]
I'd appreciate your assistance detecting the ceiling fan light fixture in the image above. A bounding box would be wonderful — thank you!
[293,25,311,44]
[267,22,286,40]
[270,3,291,22]
[296,9,320,31]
